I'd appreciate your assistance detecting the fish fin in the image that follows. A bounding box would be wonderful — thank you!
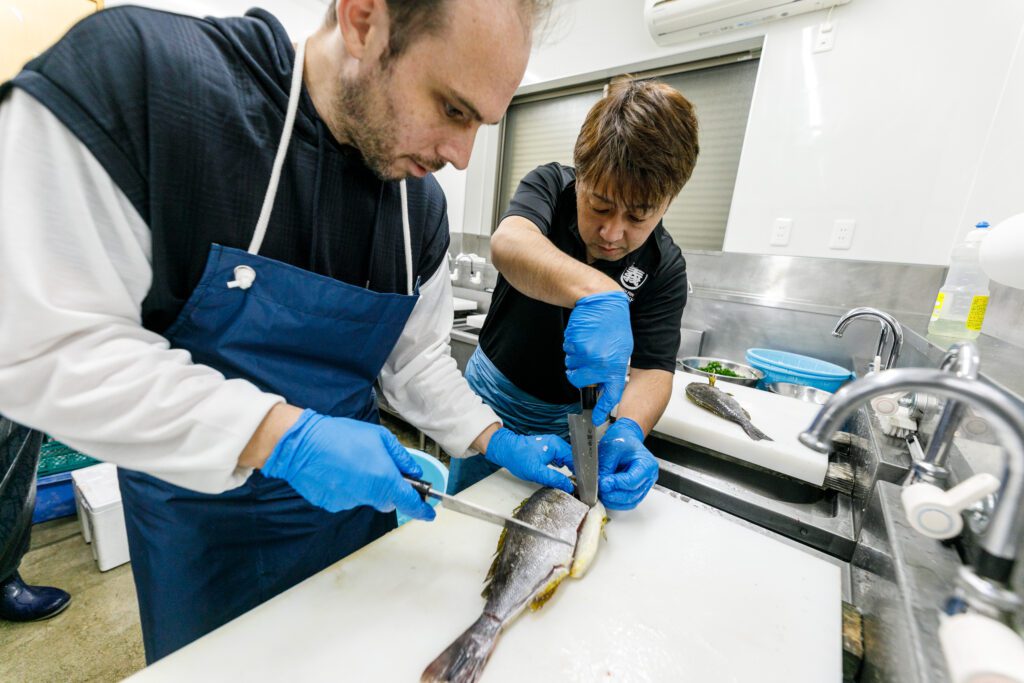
[741,421,774,441]
[421,614,502,683]
[482,525,510,598]
[529,576,566,611]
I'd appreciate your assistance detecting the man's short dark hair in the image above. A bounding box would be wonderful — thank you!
[324,0,552,61]
[574,78,700,211]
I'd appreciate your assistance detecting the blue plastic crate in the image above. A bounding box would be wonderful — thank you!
[32,472,77,524]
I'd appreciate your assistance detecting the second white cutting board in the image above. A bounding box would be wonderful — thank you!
[130,472,842,682]
[653,371,831,486]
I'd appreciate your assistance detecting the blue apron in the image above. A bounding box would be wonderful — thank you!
[448,348,578,494]
[117,40,420,663]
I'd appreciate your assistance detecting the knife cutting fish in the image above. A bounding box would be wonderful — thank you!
[567,385,601,507]
[403,476,574,547]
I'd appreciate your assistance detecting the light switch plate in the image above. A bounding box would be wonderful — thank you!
[770,218,792,246]
[829,219,856,250]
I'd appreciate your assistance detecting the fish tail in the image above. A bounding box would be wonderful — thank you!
[421,614,503,683]
[741,421,773,441]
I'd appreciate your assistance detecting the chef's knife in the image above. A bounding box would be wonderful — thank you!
[567,385,600,507]
[402,476,573,547]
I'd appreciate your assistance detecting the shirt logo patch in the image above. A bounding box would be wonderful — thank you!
[619,265,648,291]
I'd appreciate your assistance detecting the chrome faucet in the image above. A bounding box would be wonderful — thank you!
[799,368,1024,621]
[906,342,982,487]
[832,307,904,371]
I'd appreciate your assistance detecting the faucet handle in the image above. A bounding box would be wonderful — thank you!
[939,612,1024,683]
[902,474,1001,539]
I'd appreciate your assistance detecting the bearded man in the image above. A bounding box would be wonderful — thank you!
[0,0,569,662]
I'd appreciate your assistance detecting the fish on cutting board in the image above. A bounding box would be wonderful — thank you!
[685,377,773,442]
[421,488,606,683]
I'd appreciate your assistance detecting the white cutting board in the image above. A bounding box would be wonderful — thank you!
[654,371,830,486]
[453,296,478,312]
[129,472,842,683]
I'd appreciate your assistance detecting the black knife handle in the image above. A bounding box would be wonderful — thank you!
[581,385,598,410]
[403,475,432,501]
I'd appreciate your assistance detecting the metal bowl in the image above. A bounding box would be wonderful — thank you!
[677,356,763,387]
[765,382,834,405]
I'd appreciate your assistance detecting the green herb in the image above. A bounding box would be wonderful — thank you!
[698,361,742,378]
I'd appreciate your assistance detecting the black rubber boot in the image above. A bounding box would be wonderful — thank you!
[0,572,71,622]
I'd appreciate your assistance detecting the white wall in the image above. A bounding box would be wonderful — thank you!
[724,0,1024,264]
[455,0,1024,266]
[434,165,465,237]
[959,21,1024,241]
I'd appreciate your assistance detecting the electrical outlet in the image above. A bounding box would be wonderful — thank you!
[829,219,856,250]
[814,22,835,53]
[770,218,792,246]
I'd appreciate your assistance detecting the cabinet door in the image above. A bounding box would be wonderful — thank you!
[1,0,101,81]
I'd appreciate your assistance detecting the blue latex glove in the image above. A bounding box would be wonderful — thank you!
[563,291,633,425]
[597,418,659,511]
[262,409,436,521]
[484,427,575,493]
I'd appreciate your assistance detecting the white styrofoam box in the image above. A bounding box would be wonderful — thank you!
[466,313,486,329]
[71,463,117,544]
[73,464,130,571]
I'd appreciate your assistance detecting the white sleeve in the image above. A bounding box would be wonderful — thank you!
[0,89,284,494]
[379,266,499,458]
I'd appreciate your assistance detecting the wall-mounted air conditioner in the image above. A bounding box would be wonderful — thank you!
[645,0,851,46]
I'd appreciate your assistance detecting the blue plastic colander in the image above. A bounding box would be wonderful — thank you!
[745,348,854,392]
[396,448,449,526]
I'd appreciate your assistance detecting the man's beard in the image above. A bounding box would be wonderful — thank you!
[335,67,444,181]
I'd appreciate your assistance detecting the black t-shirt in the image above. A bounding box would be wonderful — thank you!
[479,163,688,405]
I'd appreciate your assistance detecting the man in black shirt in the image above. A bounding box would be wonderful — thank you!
[450,79,699,510]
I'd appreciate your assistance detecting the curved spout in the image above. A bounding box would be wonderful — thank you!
[832,307,904,370]
[914,342,982,482]
[799,368,1024,582]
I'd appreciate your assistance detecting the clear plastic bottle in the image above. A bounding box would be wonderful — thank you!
[928,221,991,340]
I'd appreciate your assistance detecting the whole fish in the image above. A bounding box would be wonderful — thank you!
[421,487,606,683]
[686,380,773,441]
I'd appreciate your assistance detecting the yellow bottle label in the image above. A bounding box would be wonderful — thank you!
[966,295,989,331]
[930,292,945,321]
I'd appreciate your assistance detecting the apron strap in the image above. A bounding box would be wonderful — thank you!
[247,39,308,256]
[240,38,415,297]
[399,179,413,296]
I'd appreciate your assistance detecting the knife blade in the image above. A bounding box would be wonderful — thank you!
[568,385,600,507]
[402,476,574,547]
